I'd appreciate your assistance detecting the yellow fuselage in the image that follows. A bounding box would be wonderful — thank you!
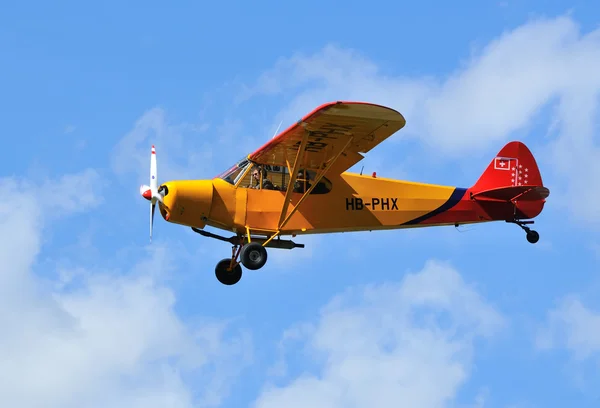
[158,172,481,236]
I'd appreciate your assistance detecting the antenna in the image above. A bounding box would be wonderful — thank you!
[360,166,364,175]
[272,120,283,138]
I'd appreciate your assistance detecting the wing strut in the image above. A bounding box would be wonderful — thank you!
[276,130,309,228]
[278,136,354,230]
[261,133,354,248]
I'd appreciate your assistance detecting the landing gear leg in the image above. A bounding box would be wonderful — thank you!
[190,228,288,284]
[214,243,243,285]
[506,219,539,244]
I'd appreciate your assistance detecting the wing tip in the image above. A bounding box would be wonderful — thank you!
[319,100,403,115]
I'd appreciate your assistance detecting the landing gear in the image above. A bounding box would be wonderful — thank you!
[240,242,268,270]
[215,258,242,285]
[506,219,540,244]
[212,242,266,285]
[191,227,304,285]
[213,242,247,286]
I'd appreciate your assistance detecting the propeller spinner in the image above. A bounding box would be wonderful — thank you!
[139,145,164,241]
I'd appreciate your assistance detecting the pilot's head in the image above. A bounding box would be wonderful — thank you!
[252,167,267,183]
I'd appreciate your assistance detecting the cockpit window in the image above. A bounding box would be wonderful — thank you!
[217,160,332,194]
[216,158,251,185]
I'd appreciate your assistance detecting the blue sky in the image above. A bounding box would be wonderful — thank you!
[2,1,600,407]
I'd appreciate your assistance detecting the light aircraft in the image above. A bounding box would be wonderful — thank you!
[140,101,550,285]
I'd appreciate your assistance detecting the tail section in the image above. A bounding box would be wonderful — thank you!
[472,141,544,192]
[470,141,549,221]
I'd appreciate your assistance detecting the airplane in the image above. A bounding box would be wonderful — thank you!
[140,101,550,285]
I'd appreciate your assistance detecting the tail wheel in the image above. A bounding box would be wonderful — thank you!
[526,230,539,244]
[507,219,541,244]
[240,242,268,270]
[215,259,242,285]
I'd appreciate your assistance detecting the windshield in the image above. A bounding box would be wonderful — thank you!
[216,157,251,185]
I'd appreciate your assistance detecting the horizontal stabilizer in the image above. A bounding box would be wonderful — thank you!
[471,185,550,202]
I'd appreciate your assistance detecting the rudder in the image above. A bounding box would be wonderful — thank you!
[470,141,548,221]
[471,141,544,192]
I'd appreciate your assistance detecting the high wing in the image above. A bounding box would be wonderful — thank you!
[248,101,406,175]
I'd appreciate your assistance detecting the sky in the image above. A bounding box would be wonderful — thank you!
[1,1,600,407]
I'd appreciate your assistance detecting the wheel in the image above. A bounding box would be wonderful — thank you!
[240,242,268,270]
[526,230,539,244]
[215,258,242,285]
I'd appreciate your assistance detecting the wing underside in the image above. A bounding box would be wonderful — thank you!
[248,101,406,175]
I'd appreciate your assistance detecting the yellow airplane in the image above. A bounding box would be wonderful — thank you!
[140,101,550,285]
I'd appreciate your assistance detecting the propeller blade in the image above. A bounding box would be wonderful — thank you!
[150,201,155,242]
[150,145,157,194]
[142,145,163,242]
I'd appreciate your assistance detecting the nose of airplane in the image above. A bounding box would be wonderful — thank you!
[159,179,214,227]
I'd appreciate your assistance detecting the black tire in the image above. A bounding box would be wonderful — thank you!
[215,258,242,285]
[240,242,268,270]
[526,230,539,244]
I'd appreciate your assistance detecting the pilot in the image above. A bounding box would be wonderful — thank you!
[294,169,312,193]
[251,166,274,190]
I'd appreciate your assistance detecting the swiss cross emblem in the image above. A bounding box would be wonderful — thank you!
[494,157,513,171]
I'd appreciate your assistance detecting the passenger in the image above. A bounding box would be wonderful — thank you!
[293,169,312,193]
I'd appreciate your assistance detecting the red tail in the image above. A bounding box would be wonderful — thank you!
[472,141,544,191]
[470,141,549,220]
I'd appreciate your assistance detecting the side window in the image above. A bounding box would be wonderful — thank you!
[265,165,286,191]
[237,163,332,193]
[293,169,332,194]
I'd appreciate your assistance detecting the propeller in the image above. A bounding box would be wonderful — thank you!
[139,145,164,242]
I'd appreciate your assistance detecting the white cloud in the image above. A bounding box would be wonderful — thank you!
[239,45,432,143]
[0,174,252,408]
[535,294,600,393]
[240,15,600,224]
[253,260,506,408]
[111,108,212,186]
[536,295,600,361]
[42,168,105,216]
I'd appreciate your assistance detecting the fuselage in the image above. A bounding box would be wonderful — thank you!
[157,172,545,237]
